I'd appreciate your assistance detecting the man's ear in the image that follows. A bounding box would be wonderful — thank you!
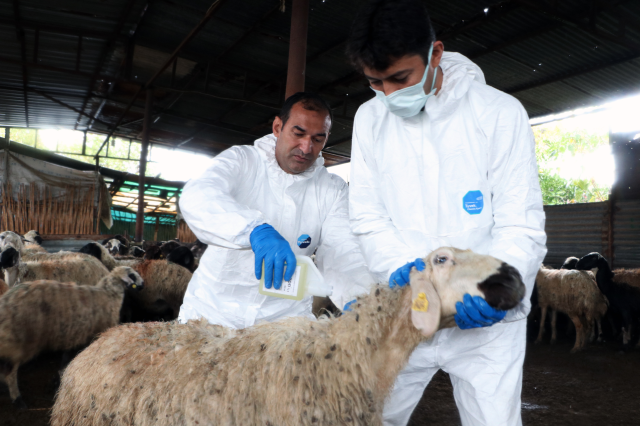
[431,40,444,69]
[273,116,283,137]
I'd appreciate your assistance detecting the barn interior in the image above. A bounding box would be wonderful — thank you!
[0,0,640,424]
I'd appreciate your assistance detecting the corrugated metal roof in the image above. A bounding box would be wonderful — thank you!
[0,0,639,164]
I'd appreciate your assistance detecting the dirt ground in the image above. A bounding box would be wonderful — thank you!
[2,330,639,425]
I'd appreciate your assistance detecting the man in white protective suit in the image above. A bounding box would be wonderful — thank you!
[178,92,375,329]
[345,1,547,425]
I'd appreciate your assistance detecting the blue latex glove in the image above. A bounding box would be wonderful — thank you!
[250,224,297,290]
[454,294,506,329]
[343,299,357,312]
[389,258,426,288]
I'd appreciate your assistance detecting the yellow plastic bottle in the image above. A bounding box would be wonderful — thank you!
[258,255,332,300]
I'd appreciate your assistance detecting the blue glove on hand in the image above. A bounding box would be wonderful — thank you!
[454,294,506,329]
[389,258,426,288]
[343,299,357,312]
[250,224,297,290]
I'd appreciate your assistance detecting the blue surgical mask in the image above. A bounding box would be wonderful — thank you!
[371,44,438,118]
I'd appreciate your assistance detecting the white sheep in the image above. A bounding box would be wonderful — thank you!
[0,266,143,409]
[51,247,525,426]
[0,246,109,287]
[535,266,608,352]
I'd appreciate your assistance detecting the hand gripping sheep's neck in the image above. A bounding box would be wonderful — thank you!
[51,247,524,426]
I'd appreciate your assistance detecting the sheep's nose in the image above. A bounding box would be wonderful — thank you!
[477,263,525,311]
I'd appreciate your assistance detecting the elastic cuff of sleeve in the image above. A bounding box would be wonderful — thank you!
[238,219,268,248]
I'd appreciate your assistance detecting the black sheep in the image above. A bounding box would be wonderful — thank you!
[576,252,640,350]
[166,246,196,273]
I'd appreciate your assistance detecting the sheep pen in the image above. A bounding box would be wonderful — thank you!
[52,247,525,426]
[0,267,144,409]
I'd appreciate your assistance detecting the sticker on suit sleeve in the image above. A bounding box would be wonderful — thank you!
[463,191,484,215]
[297,234,311,248]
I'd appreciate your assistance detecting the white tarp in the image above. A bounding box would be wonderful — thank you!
[0,149,113,228]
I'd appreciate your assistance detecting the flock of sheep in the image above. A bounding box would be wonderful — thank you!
[0,229,638,424]
[533,254,640,353]
[0,231,200,409]
[0,235,525,425]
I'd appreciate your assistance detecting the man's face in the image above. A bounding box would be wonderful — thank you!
[362,41,444,96]
[273,102,331,174]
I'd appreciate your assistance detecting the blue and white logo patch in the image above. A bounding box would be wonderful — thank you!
[297,234,311,249]
[463,191,484,215]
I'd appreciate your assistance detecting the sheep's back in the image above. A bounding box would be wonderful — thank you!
[131,260,192,316]
[536,269,603,316]
[0,281,122,363]
[24,256,109,285]
[53,315,384,426]
[613,268,640,290]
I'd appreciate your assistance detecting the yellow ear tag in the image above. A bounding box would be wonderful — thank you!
[412,292,429,312]
[131,284,137,289]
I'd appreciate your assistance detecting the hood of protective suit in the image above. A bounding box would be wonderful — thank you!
[253,133,324,180]
[425,52,486,120]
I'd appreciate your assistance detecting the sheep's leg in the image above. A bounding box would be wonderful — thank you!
[621,315,633,351]
[536,306,547,344]
[569,315,584,353]
[588,319,596,343]
[596,319,604,343]
[6,362,27,409]
[550,310,558,344]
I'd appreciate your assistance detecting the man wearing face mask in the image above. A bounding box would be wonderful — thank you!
[178,92,375,329]
[345,1,547,425]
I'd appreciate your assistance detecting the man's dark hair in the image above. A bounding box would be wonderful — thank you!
[346,0,436,72]
[279,92,333,129]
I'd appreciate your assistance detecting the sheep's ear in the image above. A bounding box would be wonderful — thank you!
[409,268,441,338]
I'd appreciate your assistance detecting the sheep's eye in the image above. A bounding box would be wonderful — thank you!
[128,273,137,281]
[434,256,447,265]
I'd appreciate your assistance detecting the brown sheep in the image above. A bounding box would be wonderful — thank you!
[125,259,193,321]
[613,268,640,290]
[535,267,608,352]
[51,247,525,426]
[0,267,143,409]
[0,246,109,287]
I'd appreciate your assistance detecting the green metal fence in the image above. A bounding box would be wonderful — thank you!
[100,209,177,241]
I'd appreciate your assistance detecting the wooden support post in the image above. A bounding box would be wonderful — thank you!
[3,128,10,184]
[136,89,153,242]
[285,0,309,99]
[154,216,159,241]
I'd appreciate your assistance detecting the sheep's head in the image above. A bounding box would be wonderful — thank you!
[131,246,145,258]
[24,230,43,245]
[104,239,123,256]
[166,246,195,272]
[561,257,579,270]
[0,246,21,286]
[0,231,25,253]
[111,266,144,292]
[576,252,607,271]
[409,247,525,336]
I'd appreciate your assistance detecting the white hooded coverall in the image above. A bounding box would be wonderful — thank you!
[349,52,547,425]
[178,134,374,329]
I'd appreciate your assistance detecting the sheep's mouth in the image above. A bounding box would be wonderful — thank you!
[477,263,525,311]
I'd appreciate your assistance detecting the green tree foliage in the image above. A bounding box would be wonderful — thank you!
[534,125,611,205]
